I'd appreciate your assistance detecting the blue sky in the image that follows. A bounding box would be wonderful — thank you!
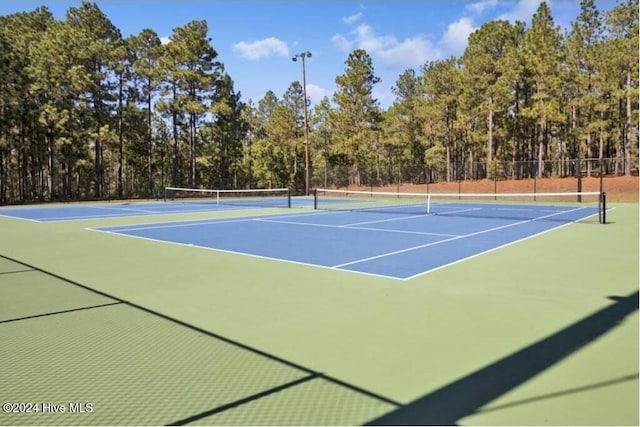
[0,0,618,108]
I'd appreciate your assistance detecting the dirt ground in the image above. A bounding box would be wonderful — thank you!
[353,175,639,203]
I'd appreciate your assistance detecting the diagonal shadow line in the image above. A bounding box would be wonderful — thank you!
[476,373,639,415]
[0,269,35,276]
[0,302,123,324]
[0,253,401,410]
[367,291,639,426]
[168,373,320,426]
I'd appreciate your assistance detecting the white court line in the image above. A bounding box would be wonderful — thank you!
[433,205,561,216]
[403,208,606,280]
[429,207,483,216]
[35,212,168,222]
[253,218,460,238]
[87,205,163,214]
[94,209,343,232]
[490,207,560,212]
[19,209,212,222]
[337,212,433,227]
[85,205,609,281]
[332,206,590,269]
[18,203,298,223]
[0,213,43,223]
[87,227,401,281]
[97,217,256,232]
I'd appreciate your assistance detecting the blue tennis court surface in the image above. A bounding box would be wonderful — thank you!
[0,198,308,222]
[90,204,601,280]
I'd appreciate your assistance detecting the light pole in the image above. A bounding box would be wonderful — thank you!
[292,51,312,195]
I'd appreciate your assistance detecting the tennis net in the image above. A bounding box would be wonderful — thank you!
[313,188,607,223]
[164,187,291,208]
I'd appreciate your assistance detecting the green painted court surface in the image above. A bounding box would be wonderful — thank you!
[0,202,638,425]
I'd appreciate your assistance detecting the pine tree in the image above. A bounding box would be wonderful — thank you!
[158,20,220,188]
[309,96,333,188]
[460,20,524,177]
[128,29,163,195]
[565,0,604,179]
[207,73,246,189]
[0,7,54,200]
[387,69,427,183]
[331,49,382,186]
[605,0,639,174]
[522,2,564,177]
[420,59,461,181]
[65,2,122,198]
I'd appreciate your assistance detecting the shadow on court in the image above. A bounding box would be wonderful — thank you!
[1,251,636,425]
[366,291,639,425]
[0,254,401,425]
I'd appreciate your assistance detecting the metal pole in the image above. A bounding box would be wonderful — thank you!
[293,52,312,196]
[302,56,310,196]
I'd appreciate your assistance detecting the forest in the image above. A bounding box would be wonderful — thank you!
[0,0,637,203]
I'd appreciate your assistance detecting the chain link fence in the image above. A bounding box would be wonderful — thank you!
[310,158,633,191]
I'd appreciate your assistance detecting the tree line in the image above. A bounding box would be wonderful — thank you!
[0,0,637,203]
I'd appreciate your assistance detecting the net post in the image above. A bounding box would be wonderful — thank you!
[287,188,291,208]
[599,191,606,224]
[163,187,167,202]
[313,188,318,210]
[426,194,431,214]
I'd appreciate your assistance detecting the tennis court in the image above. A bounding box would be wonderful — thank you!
[0,188,296,222]
[89,195,603,280]
[0,188,637,425]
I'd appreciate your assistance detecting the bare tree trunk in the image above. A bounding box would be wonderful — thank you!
[586,133,592,177]
[599,112,604,160]
[537,122,545,177]
[117,73,124,199]
[487,97,493,177]
[147,89,153,195]
[573,105,582,195]
[172,111,179,187]
[446,144,451,182]
[625,71,633,175]
[615,100,622,175]
[0,151,4,204]
[189,114,194,188]
[171,83,179,187]
[46,132,55,201]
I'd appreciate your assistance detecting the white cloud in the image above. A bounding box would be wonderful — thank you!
[372,88,396,108]
[466,0,499,15]
[160,36,171,45]
[233,37,290,60]
[332,24,439,68]
[305,84,329,104]
[377,37,437,68]
[498,0,542,23]
[334,2,549,71]
[331,33,354,52]
[342,12,363,25]
[439,17,476,57]
[352,24,396,52]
